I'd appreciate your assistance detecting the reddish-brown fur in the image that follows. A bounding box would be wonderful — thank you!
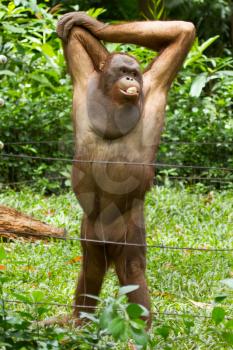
[56,12,195,327]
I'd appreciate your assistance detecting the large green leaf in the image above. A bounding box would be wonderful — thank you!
[3,22,25,33]
[41,43,55,57]
[212,307,225,325]
[127,303,143,319]
[0,70,15,76]
[108,317,125,340]
[31,290,44,302]
[190,73,208,97]
[199,35,220,53]
[184,36,219,68]
[30,74,56,90]
[156,325,170,339]
[119,285,139,295]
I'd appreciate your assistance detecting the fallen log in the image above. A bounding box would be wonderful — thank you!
[0,205,66,241]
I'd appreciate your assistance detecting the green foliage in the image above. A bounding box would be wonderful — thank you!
[112,36,233,185]
[141,0,166,20]
[212,307,225,325]
[160,37,233,182]
[80,285,149,349]
[0,2,232,189]
[0,279,149,349]
[0,1,72,189]
[101,0,139,21]
[210,279,233,347]
[1,186,233,348]
[164,0,232,55]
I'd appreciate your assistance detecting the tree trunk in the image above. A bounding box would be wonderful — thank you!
[0,205,66,241]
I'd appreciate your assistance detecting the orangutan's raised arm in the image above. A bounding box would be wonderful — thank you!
[95,20,196,90]
[57,15,109,85]
[57,12,195,91]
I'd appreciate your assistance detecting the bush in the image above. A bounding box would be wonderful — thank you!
[115,37,233,184]
[159,39,233,182]
[0,1,72,190]
[0,1,232,189]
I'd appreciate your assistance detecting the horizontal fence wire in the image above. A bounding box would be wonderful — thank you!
[1,153,232,251]
[1,153,233,172]
[1,229,233,252]
[0,176,67,187]
[2,299,231,320]
[161,176,233,183]
[160,141,233,145]
[3,140,73,145]
[1,142,233,331]
[2,140,233,146]
[1,176,232,188]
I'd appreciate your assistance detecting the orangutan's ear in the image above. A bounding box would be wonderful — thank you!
[99,61,105,71]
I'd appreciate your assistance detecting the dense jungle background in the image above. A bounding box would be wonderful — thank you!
[0,0,232,190]
[1,1,233,349]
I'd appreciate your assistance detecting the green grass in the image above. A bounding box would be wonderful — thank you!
[0,185,233,349]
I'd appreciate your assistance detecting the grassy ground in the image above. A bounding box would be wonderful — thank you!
[0,185,233,349]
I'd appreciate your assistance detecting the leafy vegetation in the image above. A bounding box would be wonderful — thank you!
[0,0,233,348]
[112,37,233,184]
[0,186,233,348]
[0,282,149,349]
[0,1,72,187]
[0,1,232,188]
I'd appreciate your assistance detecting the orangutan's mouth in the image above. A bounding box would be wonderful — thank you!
[120,86,139,96]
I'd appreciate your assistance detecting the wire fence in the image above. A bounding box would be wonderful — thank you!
[2,299,232,321]
[1,229,233,252]
[1,150,233,253]
[1,176,232,189]
[1,152,233,172]
[0,176,67,187]
[0,142,233,332]
[1,138,233,190]
[2,139,233,146]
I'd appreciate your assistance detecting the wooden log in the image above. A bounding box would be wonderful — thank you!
[0,205,66,241]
